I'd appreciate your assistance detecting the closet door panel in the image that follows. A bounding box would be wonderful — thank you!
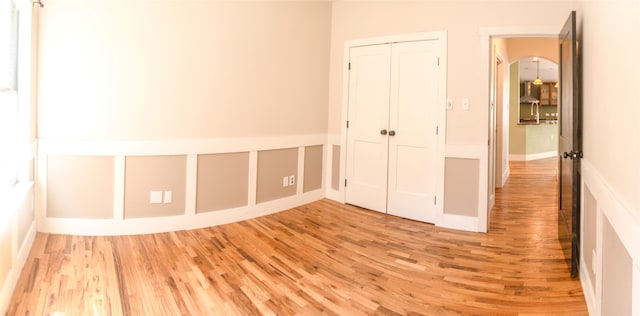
[345,44,391,213]
[387,40,440,223]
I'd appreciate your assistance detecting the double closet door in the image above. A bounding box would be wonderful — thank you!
[345,40,441,224]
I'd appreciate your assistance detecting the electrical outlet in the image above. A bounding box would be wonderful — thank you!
[149,191,163,204]
[283,176,289,187]
[163,191,172,203]
[289,175,295,186]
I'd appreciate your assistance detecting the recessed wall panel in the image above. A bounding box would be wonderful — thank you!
[47,155,114,219]
[303,145,323,193]
[444,158,479,217]
[602,216,633,316]
[196,152,249,213]
[124,155,186,218]
[257,148,297,203]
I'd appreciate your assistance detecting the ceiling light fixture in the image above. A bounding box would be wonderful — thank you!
[533,59,543,86]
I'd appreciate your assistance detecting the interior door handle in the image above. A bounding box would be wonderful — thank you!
[562,151,583,159]
[380,129,388,135]
[389,130,396,136]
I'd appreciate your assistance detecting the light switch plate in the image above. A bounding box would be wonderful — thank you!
[163,191,172,203]
[462,98,470,110]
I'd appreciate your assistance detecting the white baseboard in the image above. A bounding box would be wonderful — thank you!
[438,213,480,232]
[38,189,325,236]
[509,151,557,161]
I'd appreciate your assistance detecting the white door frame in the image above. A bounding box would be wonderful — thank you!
[480,26,560,232]
[338,31,447,225]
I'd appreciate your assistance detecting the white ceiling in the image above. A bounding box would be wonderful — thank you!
[518,57,558,83]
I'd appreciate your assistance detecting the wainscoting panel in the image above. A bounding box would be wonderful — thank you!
[36,135,326,236]
[580,159,640,315]
[196,152,250,213]
[303,145,323,193]
[47,155,115,219]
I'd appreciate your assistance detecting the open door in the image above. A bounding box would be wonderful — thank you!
[558,11,582,278]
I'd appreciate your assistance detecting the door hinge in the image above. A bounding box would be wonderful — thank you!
[348,62,351,70]
[436,126,438,135]
[437,57,440,66]
[346,120,349,128]
[345,179,347,187]
[434,196,437,205]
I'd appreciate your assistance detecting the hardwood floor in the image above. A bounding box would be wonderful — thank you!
[7,158,587,315]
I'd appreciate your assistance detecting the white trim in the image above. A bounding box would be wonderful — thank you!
[296,147,305,195]
[324,135,341,201]
[509,151,558,161]
[339,31,447,227]
[38,134,327,156]
[38,189,324,236]
[438,213,479,232]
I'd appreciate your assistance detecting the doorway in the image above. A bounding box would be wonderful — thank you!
[487,36,560,230]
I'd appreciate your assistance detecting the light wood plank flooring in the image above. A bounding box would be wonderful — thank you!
[7,158,587,315]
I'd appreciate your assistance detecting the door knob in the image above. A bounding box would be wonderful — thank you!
[563,151,584,159]
[389,130,396,136]
[380,129,388,135]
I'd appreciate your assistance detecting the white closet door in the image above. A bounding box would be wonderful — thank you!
[387,40,440,223]
[345,44,391,213]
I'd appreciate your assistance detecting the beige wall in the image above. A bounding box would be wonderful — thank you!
[47,156,114,219]
[256,148,298,203]
[303,146,323,193]
[507,38,559,64]
[124,156,187,218]
[197,153,250,213]
[578,1,640,214]
[36,1,331,140]
[444,158,479,217]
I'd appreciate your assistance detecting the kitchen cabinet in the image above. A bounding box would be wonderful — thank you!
[539,82,558,105]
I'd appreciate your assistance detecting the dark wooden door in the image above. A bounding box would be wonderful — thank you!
[558,11,582,278]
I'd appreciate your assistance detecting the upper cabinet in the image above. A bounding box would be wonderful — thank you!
[539,82,558,106]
